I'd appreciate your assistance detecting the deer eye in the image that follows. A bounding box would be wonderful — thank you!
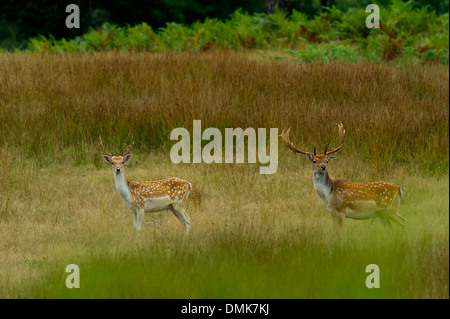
[326,160,329,163]
[121,161,124,164]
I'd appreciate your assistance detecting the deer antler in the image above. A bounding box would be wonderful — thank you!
[279,128,309,155]
[99,136,113,156]
[324,123,345,155]
[121,136,135,156]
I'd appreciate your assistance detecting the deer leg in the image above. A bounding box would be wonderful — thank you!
[378,215,393,232]
[388,210,406,229]
[336,212,345,229]
[136,208,145,233]
[332,212,345,231]
[179,201,191,225]
[332,215,339,229]
[132,210,138,230]
[169,204,190,234]
[177,205,191,234]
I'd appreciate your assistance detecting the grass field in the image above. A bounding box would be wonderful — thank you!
[0,51,448,298]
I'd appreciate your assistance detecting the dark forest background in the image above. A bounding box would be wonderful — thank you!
[0,0,448,49]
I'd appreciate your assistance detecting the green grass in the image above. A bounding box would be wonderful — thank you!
[1,154,448,299]
[32,233,448,299]
[32,238,442,299]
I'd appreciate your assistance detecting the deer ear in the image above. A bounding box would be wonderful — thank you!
[306,153,314,162]
[123,154,132,163]
[328,156,337,161]
[102,155,113,164]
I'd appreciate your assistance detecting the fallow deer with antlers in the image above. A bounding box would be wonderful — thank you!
[279,124,405,230]
[100,137,192,234]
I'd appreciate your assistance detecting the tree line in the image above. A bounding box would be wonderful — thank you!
[0,0,447,50]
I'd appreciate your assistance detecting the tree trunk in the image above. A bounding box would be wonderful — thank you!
[265,0,290,14]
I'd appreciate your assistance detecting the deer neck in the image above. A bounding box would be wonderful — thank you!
[114,171,132,201]
[313,171,334,200]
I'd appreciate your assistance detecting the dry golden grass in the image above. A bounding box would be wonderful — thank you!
[0,50,448,172]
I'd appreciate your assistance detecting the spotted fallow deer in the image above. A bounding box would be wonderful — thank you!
[100,137,192,234]
[279,124,405,230]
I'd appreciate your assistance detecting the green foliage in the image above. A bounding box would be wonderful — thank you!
[23,1,449,63]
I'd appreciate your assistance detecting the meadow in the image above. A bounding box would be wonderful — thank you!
[0,51,448,298]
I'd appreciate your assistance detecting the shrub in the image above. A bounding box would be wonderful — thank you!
[25,1,449,64]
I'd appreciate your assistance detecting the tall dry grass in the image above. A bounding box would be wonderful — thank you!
[0,50,448,174]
